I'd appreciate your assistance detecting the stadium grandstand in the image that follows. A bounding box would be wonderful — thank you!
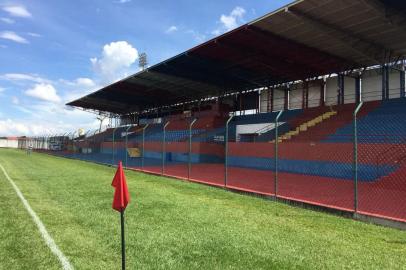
[28,0,406,225]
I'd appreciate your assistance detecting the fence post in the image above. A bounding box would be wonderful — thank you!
[353,102,363,212]
[66,132,72,152]
[73,131,79,159]
[92,130,98,161]
[141,124,149,170]
[162,121,170,175]
[224,115,234,187]
[125,125,132,168]
[188,119,197,180]
[112,126,118,166]
[401,61,405,98]
[274,110,283,198]
[45,135,49,151]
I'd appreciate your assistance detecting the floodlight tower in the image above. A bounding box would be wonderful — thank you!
[139,52,148,71]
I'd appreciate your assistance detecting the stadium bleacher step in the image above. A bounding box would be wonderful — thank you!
[270,110,337,143]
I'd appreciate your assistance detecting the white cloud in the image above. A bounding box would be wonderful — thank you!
[0,87,4,93]
[2,5,32,18]
[14,105,33,115]
[0,73,48,83]
[0,118,73,136]
[230,6,245,18]
[27,32,41,37]
[60,78,100,103]
[212,6,246,35]
[11,96,19,104]
[185,30,206,42]
[0,41,141,136]
[0,17,15,24]
[25,83,61,103]
[91,41,138,83]
[75,77,95,87]
[165,26,178,34]
[0,110,104,136]
[0,119,30,135]
[116,0,131,3]
[0,31,29,44]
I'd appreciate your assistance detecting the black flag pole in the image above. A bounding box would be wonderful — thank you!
[121,209,125,270]
[112,161,130,270]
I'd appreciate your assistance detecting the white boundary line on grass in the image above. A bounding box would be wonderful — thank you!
[0,163,74,270]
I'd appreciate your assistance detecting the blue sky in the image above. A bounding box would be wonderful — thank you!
[0,0,290,136]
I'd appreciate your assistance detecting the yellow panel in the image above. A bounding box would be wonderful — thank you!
[127,148,141,157]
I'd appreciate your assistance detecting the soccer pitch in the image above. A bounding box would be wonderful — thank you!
[0,149,405,270]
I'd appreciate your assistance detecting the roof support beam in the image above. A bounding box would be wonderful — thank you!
[184,53,268,89]
[215,39,312,81]
[287,7,392,64]
[153,59,231,90]
[78,97,137,114]
[246,26,358,71]
[361,0,406,33]
[135,73,195,99]
[138,71,219,97]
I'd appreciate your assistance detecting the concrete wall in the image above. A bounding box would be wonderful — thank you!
[308,83,321,108]
[273,88,285,112]
[258,66,405,112]
[289,86,302,110]
[0,139,18,148]
[362,70,382,102]
[259,90,268,113]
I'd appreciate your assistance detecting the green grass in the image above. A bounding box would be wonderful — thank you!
[0,149,405,270]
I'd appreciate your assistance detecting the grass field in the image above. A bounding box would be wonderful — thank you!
[0,149,405,270]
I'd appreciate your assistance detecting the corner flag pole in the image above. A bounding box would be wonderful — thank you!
[111,161,130,270]
[121,209,126,270]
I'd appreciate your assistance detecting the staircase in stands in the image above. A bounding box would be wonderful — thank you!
[271,110,337,143]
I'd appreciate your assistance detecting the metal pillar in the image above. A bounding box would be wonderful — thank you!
[92,130,98,159]
[400,62,405,98]
[274,110,283,197]
[320,79,325,107]
[302,82,306,109]
[125,125,132,168]
[284,88,289,110]
[355,75,361,104]
[337,73,345,105]
[224,115,234,187]
[162,121,170,175]
[269,88,274,112]
[302,81,308,109]
[141,124,149,170]
[382,65,389,100]
[386,65,390,100]
[353,102,363,212]
[382,65,386,100]
[188,119,197,180]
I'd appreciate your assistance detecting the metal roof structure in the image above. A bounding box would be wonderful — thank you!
[67,0,406,114]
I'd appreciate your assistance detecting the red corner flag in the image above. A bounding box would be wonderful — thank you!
[112,161,130,212]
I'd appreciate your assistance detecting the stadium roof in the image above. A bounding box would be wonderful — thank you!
[67,0,406,115]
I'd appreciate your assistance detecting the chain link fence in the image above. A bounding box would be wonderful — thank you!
[27,97,406,223]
